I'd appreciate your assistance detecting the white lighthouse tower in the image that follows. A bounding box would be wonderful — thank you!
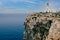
[45,0,56,12]
[46,2,50,12]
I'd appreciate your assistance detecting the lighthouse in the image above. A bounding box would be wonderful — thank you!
[45,0,56,12]
[46,2,51,12]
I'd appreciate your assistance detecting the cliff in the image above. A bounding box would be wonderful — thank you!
[23,12,60,40]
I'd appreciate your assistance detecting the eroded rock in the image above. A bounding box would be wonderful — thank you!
[23,12,60,40]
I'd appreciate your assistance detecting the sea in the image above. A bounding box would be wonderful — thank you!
[0,13,27,40]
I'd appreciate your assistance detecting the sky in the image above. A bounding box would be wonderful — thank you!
[0,0,60,14]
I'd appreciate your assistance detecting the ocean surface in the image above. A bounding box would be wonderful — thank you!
[0,13,27,40]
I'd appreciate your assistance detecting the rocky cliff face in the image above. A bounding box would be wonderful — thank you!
[23,12,60,40]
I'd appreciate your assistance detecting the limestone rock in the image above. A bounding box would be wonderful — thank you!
[23,12,60,40]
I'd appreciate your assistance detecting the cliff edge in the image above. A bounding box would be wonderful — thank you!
[23,12,60,40]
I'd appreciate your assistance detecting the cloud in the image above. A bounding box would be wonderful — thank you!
[11,0,37,4]
[0,1,3,6]
[0,8,28,14]
[0,0,60,14]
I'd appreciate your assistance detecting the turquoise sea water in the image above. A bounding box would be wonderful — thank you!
[0,14,27,40]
